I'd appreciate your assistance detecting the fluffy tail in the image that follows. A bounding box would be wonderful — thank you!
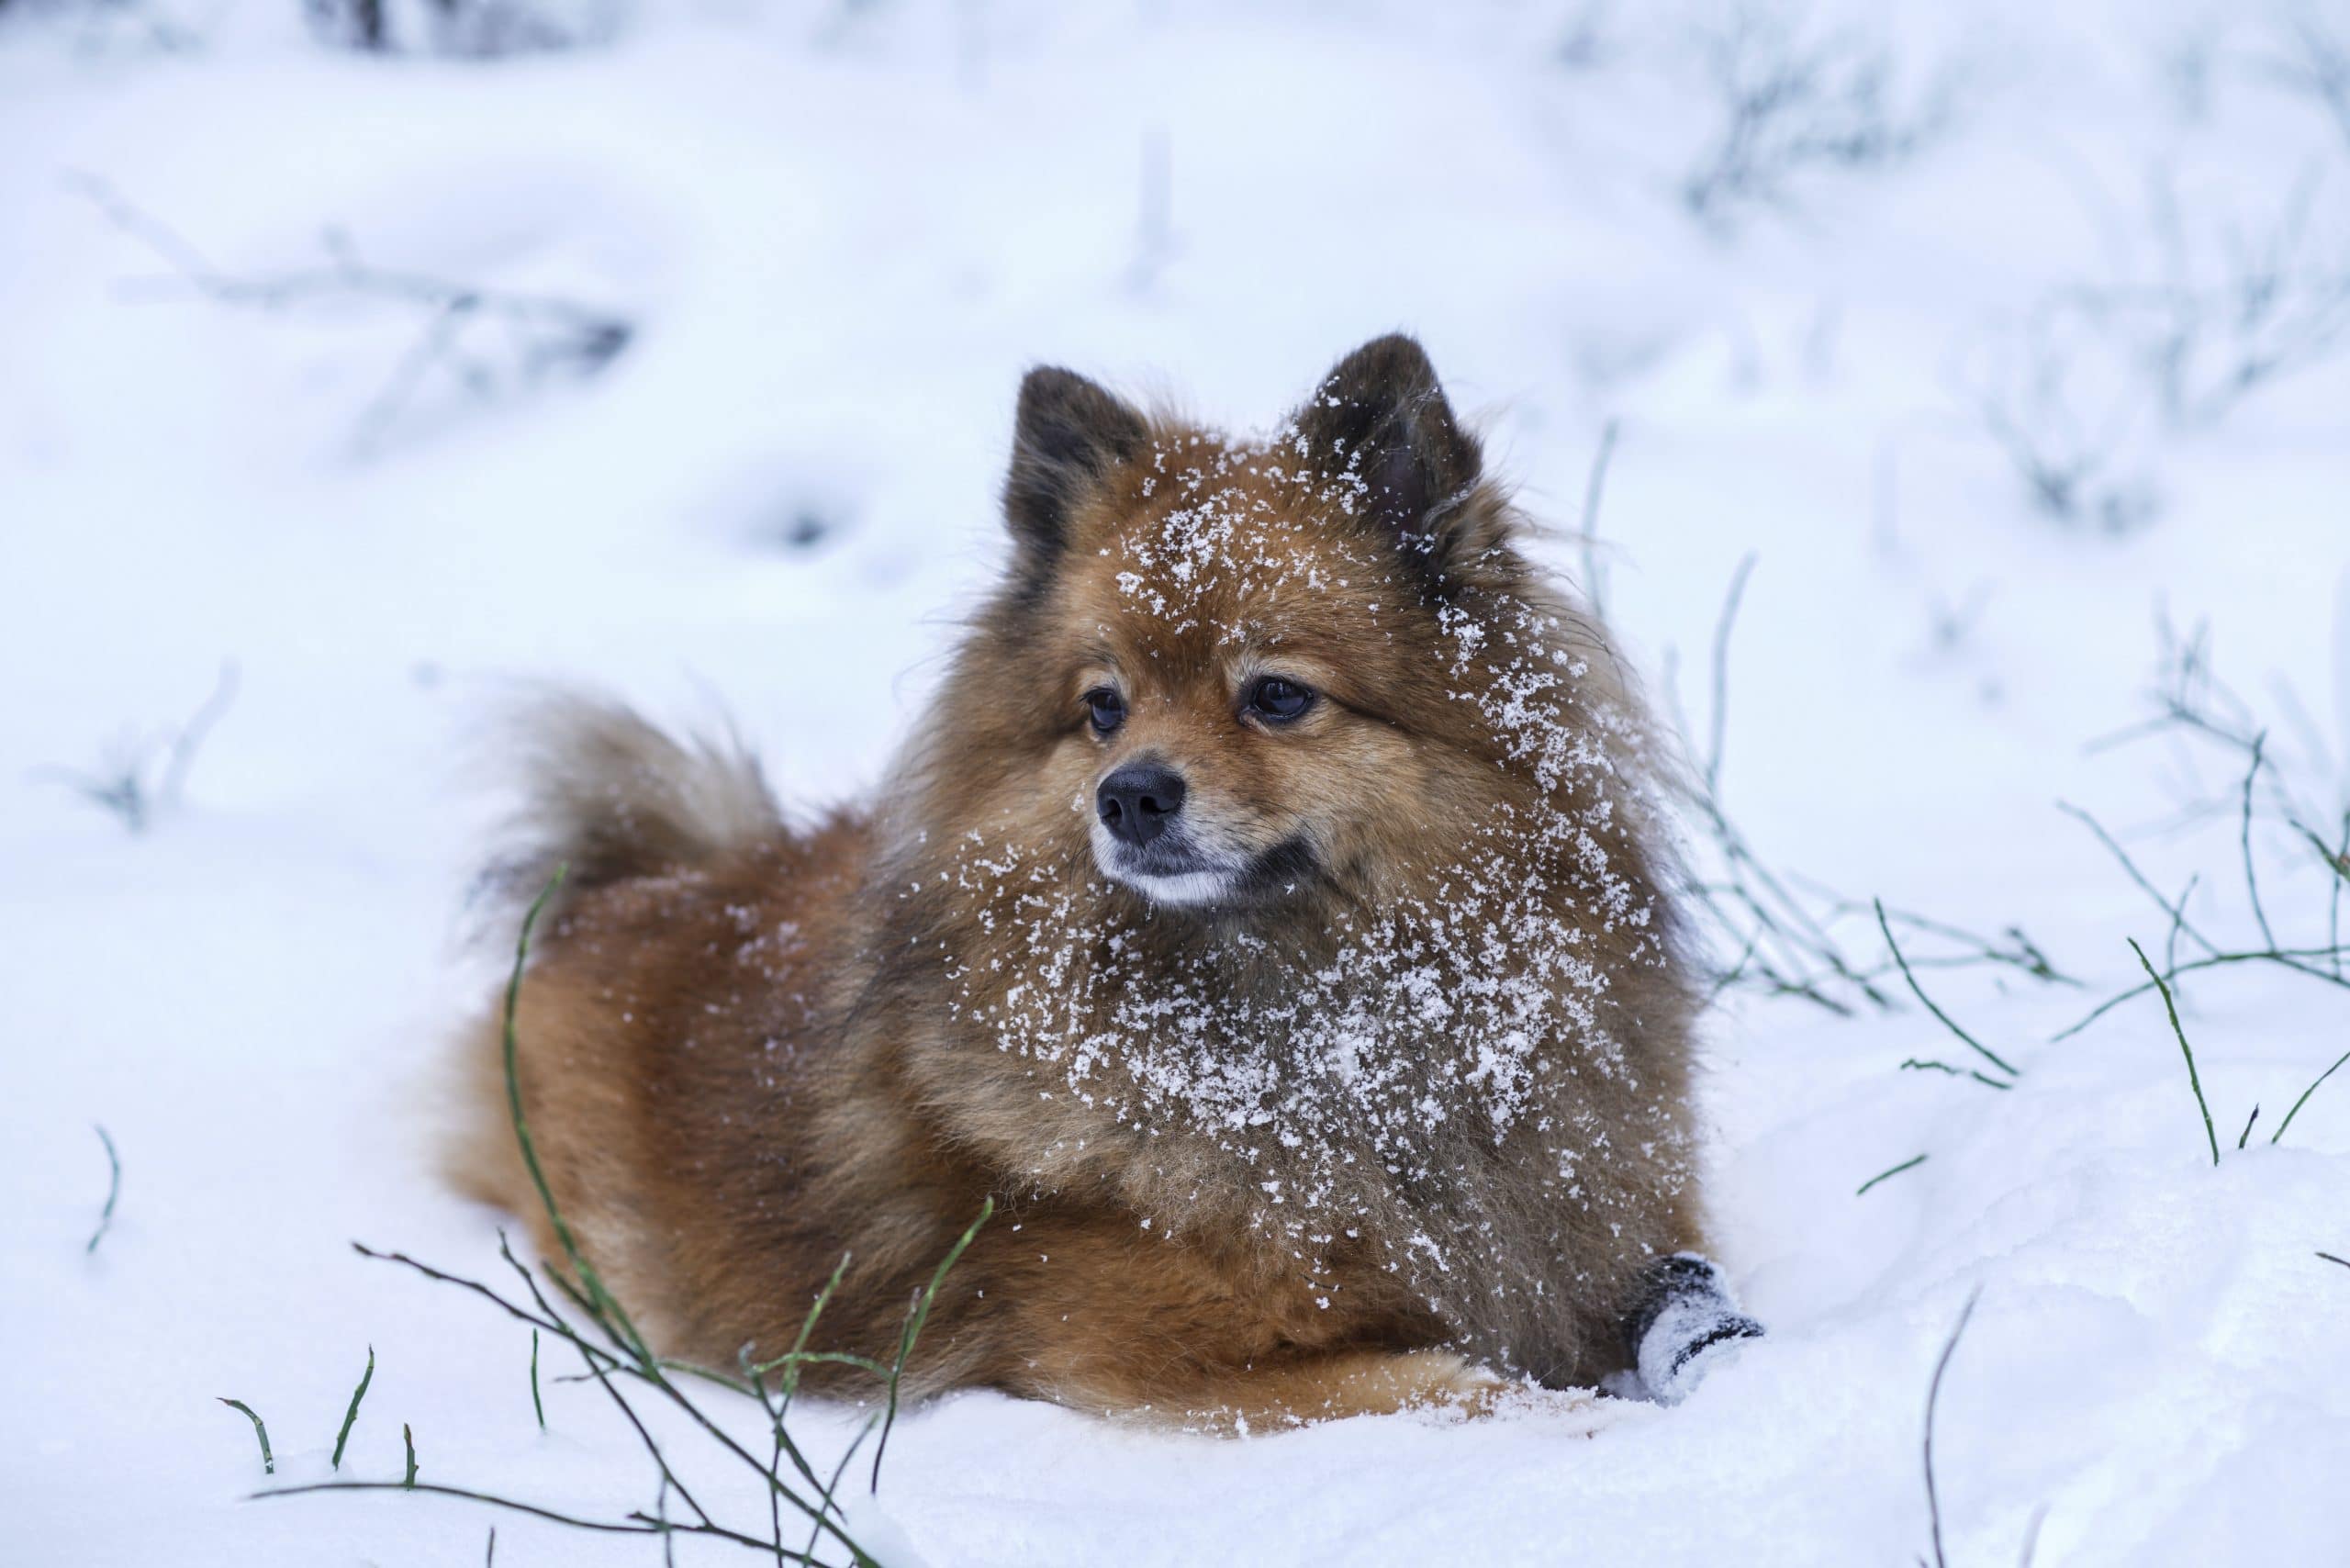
[477,693,783,924]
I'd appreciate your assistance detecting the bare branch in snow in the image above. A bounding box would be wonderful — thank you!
[1677,1,1958,234]
[305,0,621,58]
[69,175,632,456]
[1955,297,2162,534]
[2256,13,2350,157]
[31,664,239,835]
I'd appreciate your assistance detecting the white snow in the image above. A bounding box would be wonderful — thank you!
[4,1,2347,1564]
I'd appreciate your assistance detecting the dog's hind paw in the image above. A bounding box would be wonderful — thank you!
[1624,1253,1763,1406]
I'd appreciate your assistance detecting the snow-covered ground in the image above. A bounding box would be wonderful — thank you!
[5,2,2346,1562]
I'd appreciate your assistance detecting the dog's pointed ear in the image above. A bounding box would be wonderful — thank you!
[1003,366,1149,564]
[1291,334,1493,582]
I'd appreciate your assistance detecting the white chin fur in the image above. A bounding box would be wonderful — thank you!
[1090,823,1243,906]
[1112,868,1237,906]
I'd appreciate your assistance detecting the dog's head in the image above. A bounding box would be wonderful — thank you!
[937,334,1606,922]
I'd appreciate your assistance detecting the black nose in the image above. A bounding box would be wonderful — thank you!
[1095,762,1186,847]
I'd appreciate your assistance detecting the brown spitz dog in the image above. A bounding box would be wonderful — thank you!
[450,335,1744,1428]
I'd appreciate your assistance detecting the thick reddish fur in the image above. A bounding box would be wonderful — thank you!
[449,337,1707,1428]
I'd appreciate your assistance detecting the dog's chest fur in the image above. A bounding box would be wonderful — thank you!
[881,816,1699,1379]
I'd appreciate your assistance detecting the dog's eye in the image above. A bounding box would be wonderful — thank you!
[1247,676,1315,723]
[1084,687,1125,735]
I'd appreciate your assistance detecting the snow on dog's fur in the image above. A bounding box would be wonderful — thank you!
[449,336,1714,1425]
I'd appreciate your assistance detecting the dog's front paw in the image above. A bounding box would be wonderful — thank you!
[1624,1253,1763,1406]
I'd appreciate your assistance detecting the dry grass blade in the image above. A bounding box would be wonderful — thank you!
[1858,1153,1927,1196]
[220,1398,274,1474]
[1898,1058,2011,1091]
[1575,419,1619,620]
[2240,736,2280,954]
[331,1345,375,1470]
[1921,1288,1982,1568]
[257,866,996,1564]
[257,1480,769,1545]
[2269,1046,2350,1148]
[871,1198,993,1494]
[2130,938,2219,1165]
[86,1125,121,1255]
[1876,900,2020,1080]
[498,868,651,1363]
[1706,552,1757,798]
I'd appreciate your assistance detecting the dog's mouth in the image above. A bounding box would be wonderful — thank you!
[1090,827,1324,912]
